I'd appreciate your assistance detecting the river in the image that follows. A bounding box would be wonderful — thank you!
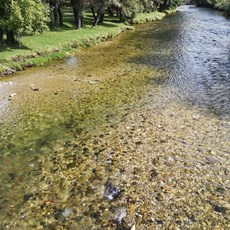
[0,5,229,229]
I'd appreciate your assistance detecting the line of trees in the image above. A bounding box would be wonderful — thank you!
[0,0,180,45]
[49,0,181,29]
[0,0,229,45]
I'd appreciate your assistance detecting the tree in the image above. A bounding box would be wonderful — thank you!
[71,0,84,29]
[159,0,181,11]
[0,0,49,44]
[108,0,142,22]
[46,0,63,28]
[91,0,106,26]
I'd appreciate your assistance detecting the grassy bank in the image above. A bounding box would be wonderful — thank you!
[0,9,169,76]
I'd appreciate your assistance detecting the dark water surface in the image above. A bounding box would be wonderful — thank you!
[0,5,229,229]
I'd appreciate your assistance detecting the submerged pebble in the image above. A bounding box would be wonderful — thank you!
[30,85,39,91]
[54,208,66,221]
[23,193,33,202]
[104,182,120,201]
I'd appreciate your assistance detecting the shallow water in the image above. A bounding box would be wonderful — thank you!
[0,5,229,229]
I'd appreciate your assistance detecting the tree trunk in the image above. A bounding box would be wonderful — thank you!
[108,6,114,17]
[0,29,3,43]
[73,8,82,29]
[119,8,124,22]
[76,9,82,29]
[58,5,63,26]
[92,5,105,27]
[71,0,83,29]
[99,13,104,23]
[50,1,63,28]
[91,5,96,20]
[6,29,16,44]
[159,0,168,11]
[53,5,58,28]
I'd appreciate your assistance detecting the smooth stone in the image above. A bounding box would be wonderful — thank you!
[31,85,39,91]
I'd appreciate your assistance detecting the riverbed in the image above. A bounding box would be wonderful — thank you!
[0,5,229,229]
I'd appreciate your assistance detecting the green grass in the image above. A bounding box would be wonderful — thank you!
[0,9,127,60]
[131,11,166,24]
[0,8,169,76]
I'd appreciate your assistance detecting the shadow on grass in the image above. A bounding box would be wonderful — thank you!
[48,16,121,33]
[100,21,121,28]
[0,43,31,53]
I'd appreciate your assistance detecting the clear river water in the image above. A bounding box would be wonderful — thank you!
[0,5,229,229]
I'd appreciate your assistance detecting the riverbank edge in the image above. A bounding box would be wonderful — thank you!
[0,9,176,77]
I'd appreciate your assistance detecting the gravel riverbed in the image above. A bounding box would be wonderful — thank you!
[4,88,229,229]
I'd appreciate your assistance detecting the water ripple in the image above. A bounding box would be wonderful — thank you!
[145,5,230,117]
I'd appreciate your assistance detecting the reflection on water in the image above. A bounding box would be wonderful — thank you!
[0,5,230,229]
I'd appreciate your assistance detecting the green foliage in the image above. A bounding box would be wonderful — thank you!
[196,0,230,15]
[0,0,49,36]
[0,1,23,31]
[141,0,155,12]
[12,62,23,71]
[218,0,230,15]
[0,9,131,74]
[160,0,181,10]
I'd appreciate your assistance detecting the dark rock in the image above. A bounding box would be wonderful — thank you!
[54,208,65,221]
[23,193,33,202]
[213,205,227,214]
[156,193,163,201]
[215,187,225,194]
[7,143,15,149]
[160,139,167,143]
[149,168,158,179]
[152,157,160,165]
[8,173,16,180]
[67,161,76,169]
[156,219,164,225]
[176,220,182,224]
[63,141,72,147]
[82,147,89,154]
[133,167,141,175]
[90,211,101,220]
[208,200,228,214]
[104,181,120,201]
[135,141,143,145]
